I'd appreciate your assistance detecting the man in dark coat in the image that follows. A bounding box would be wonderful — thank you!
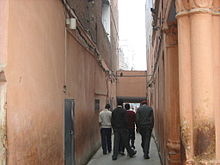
[136,100,154,159]
[111,99,137,160]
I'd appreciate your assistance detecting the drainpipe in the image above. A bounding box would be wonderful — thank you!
[0,0,9,164]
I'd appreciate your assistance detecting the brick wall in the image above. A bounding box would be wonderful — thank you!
[67,0,119,72]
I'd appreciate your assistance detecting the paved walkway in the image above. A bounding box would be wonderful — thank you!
[87,133,161,165]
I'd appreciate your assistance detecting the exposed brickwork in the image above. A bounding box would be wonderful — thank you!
[67,0,119,72]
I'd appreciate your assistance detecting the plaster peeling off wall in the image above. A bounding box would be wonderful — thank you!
[0,0,9,164]
[0,70,7,165]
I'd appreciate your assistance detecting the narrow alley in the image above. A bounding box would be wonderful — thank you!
[87,133,161,165]
[1,0,220,164]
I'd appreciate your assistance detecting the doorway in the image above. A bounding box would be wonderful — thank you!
[64,99,75,165]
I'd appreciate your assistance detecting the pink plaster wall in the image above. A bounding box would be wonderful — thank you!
[66,35,108,164]
[0,0,8,65]
[6,1,65,164]
[116,70,146,98]
[5,0,114,164]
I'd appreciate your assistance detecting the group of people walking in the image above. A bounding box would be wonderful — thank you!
[99,100,154,161]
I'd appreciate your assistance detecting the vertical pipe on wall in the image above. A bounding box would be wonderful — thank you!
[64,27,67,90]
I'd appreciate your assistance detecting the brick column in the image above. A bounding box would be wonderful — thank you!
[190,9,215,163]
[176,2,194,164]
[176,0,217,164]
[164,23,181,165]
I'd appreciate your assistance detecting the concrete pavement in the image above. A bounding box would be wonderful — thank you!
[87,132,161,165]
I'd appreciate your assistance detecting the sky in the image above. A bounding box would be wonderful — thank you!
[118,0,147,70]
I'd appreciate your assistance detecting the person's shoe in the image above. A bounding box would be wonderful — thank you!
[119,151,125,156]
[131,145,135,149]
[108,150,112,153]
[103,152,107,155]
[129,150,137,157]
[144,154,150,159]
[112,156,117,160]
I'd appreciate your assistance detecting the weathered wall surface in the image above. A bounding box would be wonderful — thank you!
[67,0,119,72]
[66,35,109,165]
[149,0,220,164]
[116,70,147,98]
[147,1,181,164]
[0,0,9,164]
[176,0,219,164]
[4,0,118,164]
[6,1,65,164]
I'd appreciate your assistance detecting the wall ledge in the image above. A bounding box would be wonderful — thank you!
[176,8,220,18]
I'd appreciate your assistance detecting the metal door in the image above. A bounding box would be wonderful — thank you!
[65,99,75,165]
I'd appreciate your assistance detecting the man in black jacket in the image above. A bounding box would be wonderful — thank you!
[136,100,154,159]
[111,99,137,160]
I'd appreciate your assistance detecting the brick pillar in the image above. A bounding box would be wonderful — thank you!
[164,23,181,165]
[176,12,194,164]
[190,10,215,163]
[176,0,217,164]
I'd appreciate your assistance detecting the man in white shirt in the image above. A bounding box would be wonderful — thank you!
[99,104,112,155]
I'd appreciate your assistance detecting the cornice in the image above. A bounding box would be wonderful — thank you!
[176,0,220,18]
